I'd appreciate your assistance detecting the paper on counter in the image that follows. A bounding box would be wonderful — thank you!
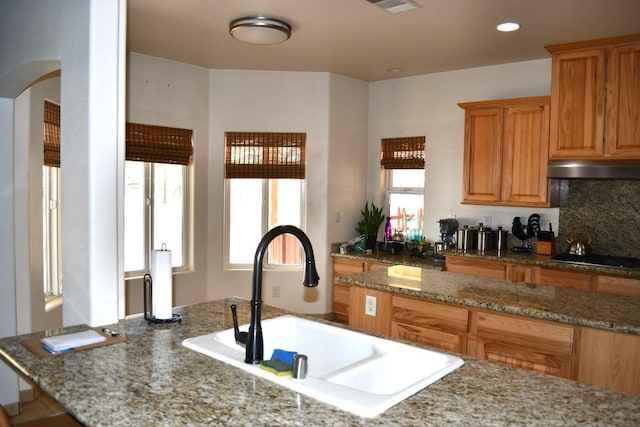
[41,330,106,352]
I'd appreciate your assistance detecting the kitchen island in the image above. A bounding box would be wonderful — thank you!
[1,298,640,426]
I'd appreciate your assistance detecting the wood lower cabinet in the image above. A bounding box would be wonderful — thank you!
[468,311,575,379]
[446,256,506,279]
[332,258,390,323]
[332,258,364,323]
[349,286,392,335]
[593,274,640,297]
[577,327,640,395]
[536,266,593,291]
[391,295,468,354]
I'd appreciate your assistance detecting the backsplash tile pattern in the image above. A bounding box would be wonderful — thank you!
[558,180,640,258]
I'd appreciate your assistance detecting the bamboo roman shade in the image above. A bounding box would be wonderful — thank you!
[225,132,306,179]
[126,123,194,165]
[380,136,425,169]
[44,100,60,168]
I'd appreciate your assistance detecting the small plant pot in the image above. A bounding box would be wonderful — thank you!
[366,235,377,250]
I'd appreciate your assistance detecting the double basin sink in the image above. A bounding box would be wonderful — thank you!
[182,315,463,418]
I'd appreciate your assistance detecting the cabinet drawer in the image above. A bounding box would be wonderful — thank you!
[392,295,468,334]
[333,257,364,275]
[537,267,592,290]
[594,275,640,297]
[472,311,574,356]
[365,261,389,271]
[446,256,506,279]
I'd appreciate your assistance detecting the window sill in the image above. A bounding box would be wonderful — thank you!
[45,295,63,312]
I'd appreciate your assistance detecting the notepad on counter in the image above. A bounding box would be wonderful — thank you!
[41,330,106,353]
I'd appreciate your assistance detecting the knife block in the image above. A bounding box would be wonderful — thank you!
[537,231,555,255]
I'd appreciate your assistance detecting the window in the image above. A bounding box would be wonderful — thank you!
[124,123,193,276]
[224,132,306,268]
[43,100,62,298]
[381,136,425,242]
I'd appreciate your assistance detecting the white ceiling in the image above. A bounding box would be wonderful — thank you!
[127,0,640,82]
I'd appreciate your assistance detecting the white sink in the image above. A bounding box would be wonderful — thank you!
[182,315,463,418]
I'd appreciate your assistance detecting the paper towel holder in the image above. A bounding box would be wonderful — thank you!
[143,273,182,324]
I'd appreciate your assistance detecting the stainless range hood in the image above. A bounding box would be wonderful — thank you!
[547,159,640,179]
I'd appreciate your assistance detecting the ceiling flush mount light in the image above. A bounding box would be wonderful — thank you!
[229,16,291,45]
[497,22,521,32]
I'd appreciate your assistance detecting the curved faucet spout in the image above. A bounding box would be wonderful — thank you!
[245,225,320,364]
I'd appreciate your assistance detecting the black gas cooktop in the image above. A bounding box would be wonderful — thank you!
[550,253,640,270]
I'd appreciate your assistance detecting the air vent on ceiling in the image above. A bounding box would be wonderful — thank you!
[367,0,422,14]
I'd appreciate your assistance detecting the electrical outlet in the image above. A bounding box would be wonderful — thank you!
[484,216,492,228]
[365,295,377,316]
[272,285,280,298]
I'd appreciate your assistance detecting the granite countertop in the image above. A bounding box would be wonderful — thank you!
[333,246,640,279]
[1,298,640,426]
[338,266,640,335]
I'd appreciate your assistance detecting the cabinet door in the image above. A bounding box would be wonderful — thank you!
[501,101,551,206]
[605,43,640,158]
[577,327,640,395]
[446,256,506,279]
[462,107,503,204]
[549,48,607,158]
[392,295,468,354]
[349,286,392,335]
[332,258,364,323]
[468,311,575,379]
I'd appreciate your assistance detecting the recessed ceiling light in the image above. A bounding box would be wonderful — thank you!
[229,17,291,45]
[387,67,403,74]
[496,22,520,32]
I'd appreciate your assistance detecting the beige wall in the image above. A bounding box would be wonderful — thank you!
[368,59,560,242]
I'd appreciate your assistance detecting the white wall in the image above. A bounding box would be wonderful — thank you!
[125,53,210,314]
[0,0,125,406]
[327,74,370,244]
[369,59,559,242]
[208,70,335,314]
[14,75,63,335]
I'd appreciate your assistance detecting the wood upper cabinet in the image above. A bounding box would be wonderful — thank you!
[459,96,552,207]
[546,34,640,159]
[468,310,575,379]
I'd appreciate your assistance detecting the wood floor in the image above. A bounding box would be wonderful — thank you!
[4,390,82,427]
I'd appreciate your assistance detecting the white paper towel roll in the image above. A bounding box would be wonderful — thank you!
[151,248,173,320]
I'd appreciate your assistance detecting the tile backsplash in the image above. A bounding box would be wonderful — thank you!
[557,179,640,258]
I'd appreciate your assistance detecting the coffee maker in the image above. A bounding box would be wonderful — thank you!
[437,218,459,250]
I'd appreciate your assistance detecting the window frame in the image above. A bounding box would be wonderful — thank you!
[124,160,191,278]
[43,165,62,301]
[223,177,306,270]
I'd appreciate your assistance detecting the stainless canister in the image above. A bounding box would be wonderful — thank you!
[457,225,477,253]
[493,227,508,253]
[477,223,493,253]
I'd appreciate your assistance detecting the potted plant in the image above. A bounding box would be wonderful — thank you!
[355,201,385,250]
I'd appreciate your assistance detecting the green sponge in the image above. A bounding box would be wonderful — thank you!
[259,358,293,376]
